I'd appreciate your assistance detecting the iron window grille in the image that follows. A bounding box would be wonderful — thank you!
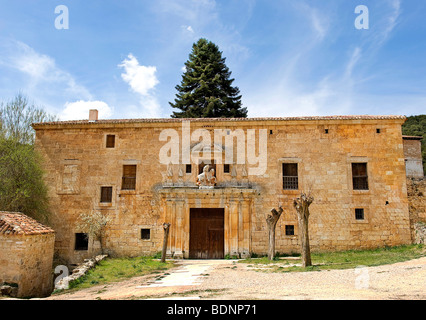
[283,163,298,190]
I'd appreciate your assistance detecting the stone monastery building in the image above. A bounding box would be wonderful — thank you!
[33,111,412,264]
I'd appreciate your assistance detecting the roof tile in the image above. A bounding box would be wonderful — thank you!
[0,212,55,235]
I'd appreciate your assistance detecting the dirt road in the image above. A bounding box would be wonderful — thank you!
[46,257,426,300]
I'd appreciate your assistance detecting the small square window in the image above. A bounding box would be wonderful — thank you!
[325,129,329,134]
[75,233,88,251]
[106,135,115,148]
[376,129,381,134]
[141,229,151,240]
[355,208,364,220]
[224,164,230,173]
[270,130,273,135]
[285,225,295,236]
[186,164,192,174]
[100,186,113,203]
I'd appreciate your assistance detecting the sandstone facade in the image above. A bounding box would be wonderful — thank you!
[33,115,412,265]
[0,212,55,298]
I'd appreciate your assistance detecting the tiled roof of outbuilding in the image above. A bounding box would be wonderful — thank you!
[0,212,55,235]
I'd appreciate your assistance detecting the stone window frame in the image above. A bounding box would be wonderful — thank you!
[347,156,371,194]
[351,206,369,224]
[103,133,119,149]
[278,157,302,194]
[57,159,81,195]
[95,184,116,208]
[120,160,140,194]
[140,228,151,241]
[284,224,296,236]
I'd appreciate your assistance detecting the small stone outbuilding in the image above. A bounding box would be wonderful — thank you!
[0,212,55,298]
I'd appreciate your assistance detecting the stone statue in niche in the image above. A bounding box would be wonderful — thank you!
[196,164,216,188]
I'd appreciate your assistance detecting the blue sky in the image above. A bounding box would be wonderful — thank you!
[0,0,425,120]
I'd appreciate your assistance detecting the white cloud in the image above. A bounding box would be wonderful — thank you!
[119,53,159,96]
[60,100,113,121]
[118,53,161,117]
[184,25,194,33]
[3,40,92,100]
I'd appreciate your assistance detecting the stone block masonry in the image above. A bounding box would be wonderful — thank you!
[32,115,412,264]
[0,212,55,298]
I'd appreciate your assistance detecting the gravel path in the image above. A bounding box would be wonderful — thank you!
[46,257,426,300]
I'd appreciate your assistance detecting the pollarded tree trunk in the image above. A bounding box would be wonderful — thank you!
[293,193,314,268]
[161,223,171,263]
[266,207,283,260]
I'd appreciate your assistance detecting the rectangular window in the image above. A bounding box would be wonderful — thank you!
[283,163,298,190]
[355,208,365,220]
[352,163,368,190]
[100,186,113,203]
[224,164,230,173]
[186,164,192,174]
[122,165,137,190]
[106,135,115,148]
[141,229,151,240]
[285,225,295,236]
[75,233,88,251]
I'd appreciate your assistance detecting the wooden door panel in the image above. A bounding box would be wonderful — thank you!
[189,208,224,259]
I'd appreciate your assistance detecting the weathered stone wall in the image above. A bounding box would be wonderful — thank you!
[403,138,424,178]
[34,118,411,263]
[0,233,55,297]
[407,178,426,242]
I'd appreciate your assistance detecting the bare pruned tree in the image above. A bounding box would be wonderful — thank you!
[266,206,283,260]
[293,192,314,267]
[161,223,171,263]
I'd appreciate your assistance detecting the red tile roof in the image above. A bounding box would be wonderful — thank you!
[32,115,406,127]
[0,212,55,235]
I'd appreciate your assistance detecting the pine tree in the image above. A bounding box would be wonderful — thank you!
[170,38,247,118]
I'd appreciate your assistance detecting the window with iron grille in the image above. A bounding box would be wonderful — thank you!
[283,163,298,190]
[285,225,295,236]
[100,186,113,203]
[122,165,136,190]
[355,208,364,220]
[106,135,115,148]
[352,163,368,190]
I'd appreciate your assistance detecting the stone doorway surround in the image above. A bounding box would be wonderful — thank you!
[159,187,256,259]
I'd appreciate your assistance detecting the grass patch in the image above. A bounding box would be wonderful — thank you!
[56,256,174,292]
[239,244,425,272]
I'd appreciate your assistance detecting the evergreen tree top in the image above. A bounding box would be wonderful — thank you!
[170,38,247,118]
